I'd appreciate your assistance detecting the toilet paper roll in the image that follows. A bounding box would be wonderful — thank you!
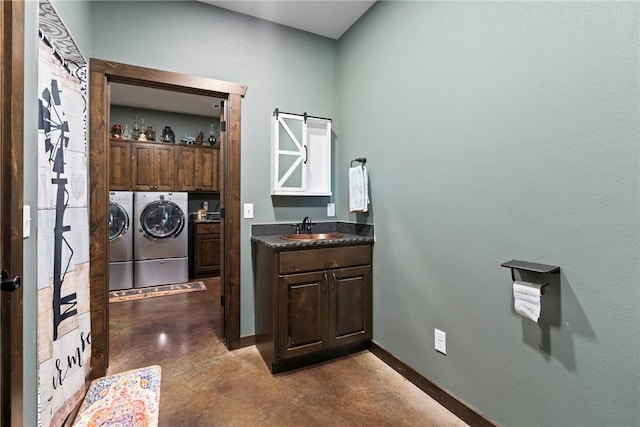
[513,280,542,322]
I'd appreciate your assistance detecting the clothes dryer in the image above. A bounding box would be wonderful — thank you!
[133,192,189,287]
[109,191,134,290]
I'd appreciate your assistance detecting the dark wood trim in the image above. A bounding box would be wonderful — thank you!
[89,59,247,98]
[89,59,245,376]
[239,335,256,348]
[369,342,497,427]
[0,1,24,425]
[88,69,110,377]
[223,94,242,349]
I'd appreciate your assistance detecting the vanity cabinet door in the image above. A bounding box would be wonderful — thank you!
[329,266,372,347]
[278,271,328,360]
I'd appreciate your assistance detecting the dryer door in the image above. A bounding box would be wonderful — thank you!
[109,202,130,242]
[139,200,185,240]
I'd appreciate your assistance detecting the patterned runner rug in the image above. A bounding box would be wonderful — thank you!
[109,281,207,303]
[73,365,162,427]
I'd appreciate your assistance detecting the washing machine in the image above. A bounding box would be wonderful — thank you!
[133,192,189,287]
[109,191,134,291]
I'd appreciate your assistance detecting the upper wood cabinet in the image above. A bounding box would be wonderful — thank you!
[109,140,220,192]
[177,146,219,192]
[131,142,176,191]
[271,110,332,196]
[109,140,131,190]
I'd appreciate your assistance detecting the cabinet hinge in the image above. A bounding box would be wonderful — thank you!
[220,295,225,307]
[220,208,225,219]
[220,121,226,132]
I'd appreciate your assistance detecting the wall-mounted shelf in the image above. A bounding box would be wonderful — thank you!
[501,259,560,282]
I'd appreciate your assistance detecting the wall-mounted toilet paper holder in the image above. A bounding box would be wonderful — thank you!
[501,260,560,296]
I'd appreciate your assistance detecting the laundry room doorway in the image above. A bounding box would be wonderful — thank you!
[88,59,246,379]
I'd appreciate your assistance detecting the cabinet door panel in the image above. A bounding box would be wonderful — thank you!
[177,146,197,191]
[109,142,131,190]
[199,148,218,191]
[195,234,220,275]
[331,266,372,346]
[155,145,176,190]
[132,144,154,190]
[278,272,326,359]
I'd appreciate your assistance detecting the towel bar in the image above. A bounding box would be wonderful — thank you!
[351,157,367,167]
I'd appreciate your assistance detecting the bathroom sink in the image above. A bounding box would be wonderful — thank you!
[280,233,343,241]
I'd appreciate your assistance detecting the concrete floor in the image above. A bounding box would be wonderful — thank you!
[108,277,468,426]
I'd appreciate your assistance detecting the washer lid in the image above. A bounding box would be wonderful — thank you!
[139,200,185,240]
[109,202,129,241]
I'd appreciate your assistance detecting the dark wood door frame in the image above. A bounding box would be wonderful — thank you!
[88,59,246,377]
[1,1,24,425]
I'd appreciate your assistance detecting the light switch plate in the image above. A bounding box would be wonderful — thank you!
[243,203,254,219]
[327,203,335,217]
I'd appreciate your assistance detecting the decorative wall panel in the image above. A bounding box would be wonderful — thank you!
[37,2,90,426]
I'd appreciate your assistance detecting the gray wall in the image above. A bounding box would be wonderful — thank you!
[90,1,338,336]
[336,2,639,426]
[23,1,93,424]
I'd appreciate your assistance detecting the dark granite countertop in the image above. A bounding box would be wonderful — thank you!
[251,221,374,249]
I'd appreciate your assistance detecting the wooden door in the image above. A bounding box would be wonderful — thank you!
[109,141,131,190]
[329,266,372,347]
[1,1,24,425]
[278,271,327,359]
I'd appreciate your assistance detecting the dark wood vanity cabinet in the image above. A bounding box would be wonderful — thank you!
[255,243,372,372]
[192,222,221,278]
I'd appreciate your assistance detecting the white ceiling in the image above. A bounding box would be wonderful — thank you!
[110,83,224,117]
[200,0,376,40]
[111,1,376,116]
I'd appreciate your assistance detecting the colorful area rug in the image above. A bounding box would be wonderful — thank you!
[72,365,162,427]
[109,281,206,303]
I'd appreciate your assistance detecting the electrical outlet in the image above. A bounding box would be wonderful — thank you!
[327,203,336,217]
[435,329,447,355]
[243,203,254,219]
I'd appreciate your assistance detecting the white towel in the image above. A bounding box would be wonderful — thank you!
[349,165,369,213]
